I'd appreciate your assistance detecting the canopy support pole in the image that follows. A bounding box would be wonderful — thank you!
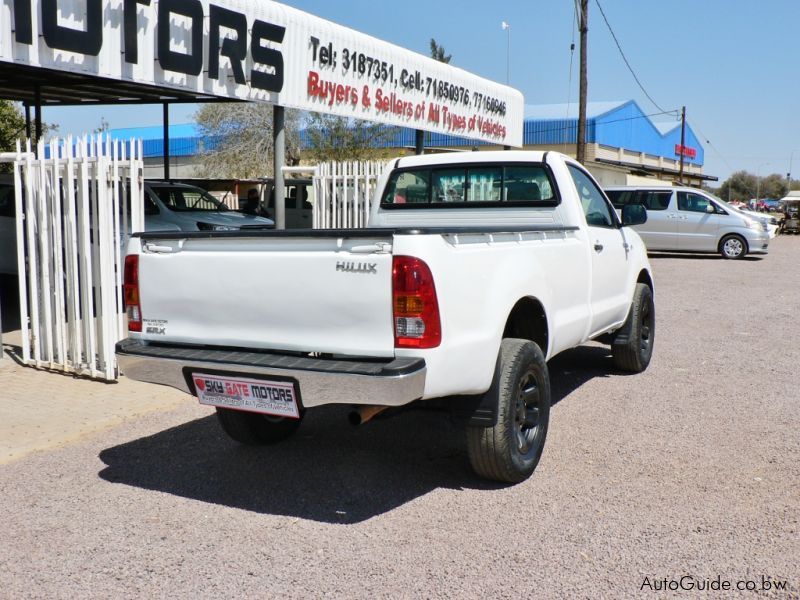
[34,85,42,142]
[162,102,170,180]
[273,106,285,230]
[415,129,424,155]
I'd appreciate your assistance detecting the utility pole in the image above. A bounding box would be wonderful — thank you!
[576,0,588,165]
[678,106,686,184]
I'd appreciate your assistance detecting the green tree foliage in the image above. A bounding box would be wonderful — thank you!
[430,39,452,64]
[0,101,27,173]
[718,170,757,202]
[0,100,27,152]
[758,173,789,199]
[303,113,397,162]
[718,170,789,202]
[194,102,301,179]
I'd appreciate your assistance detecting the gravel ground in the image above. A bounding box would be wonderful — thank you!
[1,237,798,599]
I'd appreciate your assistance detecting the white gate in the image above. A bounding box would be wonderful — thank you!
[312,161,388,229]
[6,136,144,381]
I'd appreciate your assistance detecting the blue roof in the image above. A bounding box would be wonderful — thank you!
[518,99,703,165]
[109,123,217,158]
[524,101,628,120]
[110,100,704,166]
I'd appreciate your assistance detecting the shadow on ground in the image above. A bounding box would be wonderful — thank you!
[98,344,618,523]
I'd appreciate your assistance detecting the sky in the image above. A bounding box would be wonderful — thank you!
[42,0,800,183]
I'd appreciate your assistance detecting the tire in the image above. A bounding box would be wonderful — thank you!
[466,339,551,484]
[719,234,748,259]
[611,283,655,373]
[216,408,303,445]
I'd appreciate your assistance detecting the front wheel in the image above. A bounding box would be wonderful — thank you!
[466,339,551,484]
[216,408,304,445]
[611,283,655,373]
[719,234,748,259]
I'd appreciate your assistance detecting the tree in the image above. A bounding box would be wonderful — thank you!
[718,170,790,202]
[718,170,757,202]
[0,100,27,152]
[194,102,300,179]
[303,113,397,162]
[430,39,452,64]
[0,101,27,173]
[758,173,788,199]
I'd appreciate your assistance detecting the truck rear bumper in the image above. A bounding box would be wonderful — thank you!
[116,338,427,408]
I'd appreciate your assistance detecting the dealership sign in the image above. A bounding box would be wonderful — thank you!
[0,0,524,146]
[674,144,697,159]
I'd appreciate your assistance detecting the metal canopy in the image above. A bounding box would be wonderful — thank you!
[0,63,227,106]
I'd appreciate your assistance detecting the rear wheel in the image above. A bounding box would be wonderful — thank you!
[719,234,747,259]
[466,339,550,484]
[216,408,303,445]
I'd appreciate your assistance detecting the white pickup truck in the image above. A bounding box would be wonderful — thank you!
[117,151,655,483]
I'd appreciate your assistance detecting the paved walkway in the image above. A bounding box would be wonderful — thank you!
[0,330,190,465]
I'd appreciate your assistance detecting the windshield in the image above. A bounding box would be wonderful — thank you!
[150,186,229,212]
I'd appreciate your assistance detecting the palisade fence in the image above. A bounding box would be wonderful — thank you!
[3,136,144,381]
[311,161,388,229]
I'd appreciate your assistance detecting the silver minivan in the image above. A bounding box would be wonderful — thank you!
[605,186,770,259]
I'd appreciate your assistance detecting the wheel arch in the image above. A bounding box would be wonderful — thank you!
[637,268,654,293]
[502,296,549,357]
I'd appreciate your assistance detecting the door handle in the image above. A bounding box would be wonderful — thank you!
[350,242,392,254]
[594,242,604,253]
[143,243,177,254]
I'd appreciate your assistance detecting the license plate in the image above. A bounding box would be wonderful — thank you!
[191,372,301,419]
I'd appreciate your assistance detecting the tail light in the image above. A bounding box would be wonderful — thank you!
[392,256,441,348]
[123,255,141,332]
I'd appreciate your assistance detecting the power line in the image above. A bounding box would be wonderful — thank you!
[564,2,578,153]
[594,0,667,114]
[686,118,734,173]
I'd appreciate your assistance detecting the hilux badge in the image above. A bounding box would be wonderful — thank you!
[336,261,377,274]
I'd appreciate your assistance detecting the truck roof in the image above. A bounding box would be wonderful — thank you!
[394,150,555,169]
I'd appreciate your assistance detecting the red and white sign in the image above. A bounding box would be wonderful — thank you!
[674,144,697,159]
[0,0,523,146]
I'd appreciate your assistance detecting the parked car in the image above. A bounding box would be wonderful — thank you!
[605,186,770,259]
[735,207,779,238]
[144,181,274,231]
[239,178,314,229]
[0,180,274,276]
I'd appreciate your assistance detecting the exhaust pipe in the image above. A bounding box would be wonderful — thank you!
[348,405,389,426]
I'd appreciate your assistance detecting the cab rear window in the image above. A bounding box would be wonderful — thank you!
[381,163,558,208]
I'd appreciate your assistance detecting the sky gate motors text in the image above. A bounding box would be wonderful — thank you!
[7,0,285,92]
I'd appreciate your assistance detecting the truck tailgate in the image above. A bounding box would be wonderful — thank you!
[135,234,396,357]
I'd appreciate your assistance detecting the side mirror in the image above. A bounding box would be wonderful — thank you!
[622,203,647,226]
[706,204,715,214]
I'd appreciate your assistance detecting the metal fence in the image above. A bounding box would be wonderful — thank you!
[5,136,144,380]
[312,161,388,229]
